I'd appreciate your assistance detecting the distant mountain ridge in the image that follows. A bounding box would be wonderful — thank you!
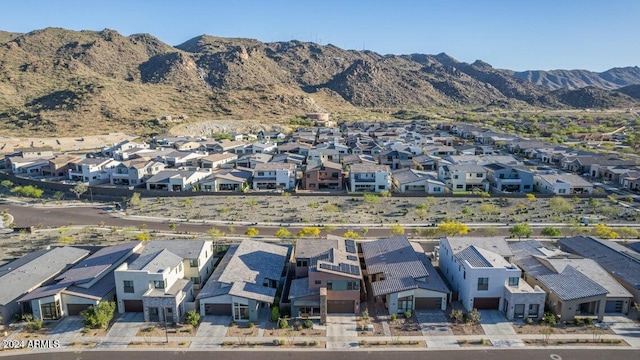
[0,27,638,136]
[511,66,640,90]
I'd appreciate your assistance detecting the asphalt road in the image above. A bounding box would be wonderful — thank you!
[3,349,639,360]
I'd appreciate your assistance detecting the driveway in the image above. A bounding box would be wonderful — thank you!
[48,316,84,343]
[326,314,358,349]
[602,315,640,347]
[479,310,524,347]
[416,310,459,348]
[190,315,230,349]
[97,312,144,349]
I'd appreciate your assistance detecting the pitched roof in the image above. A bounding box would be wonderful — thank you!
[443,237,514,258]
[558,236,640,290]
[0,247,89,305]
[537,266,608,301]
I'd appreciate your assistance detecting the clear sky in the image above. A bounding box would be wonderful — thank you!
[1,0,637,71]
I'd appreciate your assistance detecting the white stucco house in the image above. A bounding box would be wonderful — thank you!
[348,163,391,192]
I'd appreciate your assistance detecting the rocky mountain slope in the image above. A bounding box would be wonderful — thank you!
[0,28,638,136]
[511,67,640,90]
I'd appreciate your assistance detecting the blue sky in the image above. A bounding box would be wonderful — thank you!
[1,0,637,71]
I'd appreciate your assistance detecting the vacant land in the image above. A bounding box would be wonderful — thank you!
[0,133,136,155]
[128,194,637,226]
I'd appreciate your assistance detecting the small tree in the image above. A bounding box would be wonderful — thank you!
[129,192,142,207]
[53,191,64,201]
[450,309,464,323]
[186,310,201,326]
[588,198,601,213]
[549,196,574,214]
[389,224,405,236]
[362,192,379,204]
[81,301,116,329]
[275,228,292,239]
[297,227,321,238]
[438,220,469,236]
[168,222,179,232]
[271,307,280,322]
[70,183,89,199]
[617,227,639,239]
[1,179,13,189]
[540,326,554,344]
[525,193,536,201]
[135,232,151,242]
[245,227,259,237]
[541,226,562,237]
[592,223,618,239]
[509,223,533,239]
[342,230,360,239]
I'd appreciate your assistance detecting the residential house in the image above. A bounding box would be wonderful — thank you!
[422,144,457,156]
[362,236,450,315]
[145,168,211,191]
[511,240,632,321]
[102,140,149,159]
[114,240,216,322]
[0,247,89,324]
[438,164,490,192]
[252,163,296,190]
[258,131,286,142]
[251,142,278,154]
[348,163,391,192]
[235,153,273,169]
[68,158,120,185]
[341,154,377,167]
[438,237,545,320]
[173,140,202,151]
[110,160,165,187]
[620,170,640,191]
[41,155,81,179]
[391,168,445,193]
[534,173,593,195]
[201,168,253,192]
[197,239,288,322]
[276,142,313,155]
[18,242,142,321]
[206,140,250,155]
[558,236,640,304]
[289,237,363,322]
[14,146,55,158]
[155,150,205,168]
[484,163,534,193]
[307,149,341,165]
[378,149,415,170]
[302,161,343,190]
[7,148,57,176]
[198,153,238,169]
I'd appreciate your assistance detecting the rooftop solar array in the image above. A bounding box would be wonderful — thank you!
[319,262,361,276]
[345,240,357,254]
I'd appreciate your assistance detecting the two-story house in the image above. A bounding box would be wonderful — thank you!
[484,163,534,193]
[252,163,296,190]
[348,163,391,192]
[391,168,445,193]
[114,240,216,322]
[302,161,343,190]
[289,237,363,323]
[68,158,120,185]
[145,168,211,191]
[110,160,165,187]
[438,237,545,320]
[198,153,238,169]
[198,239,288,322]
[438,164,490,192]
[362,236,450,315]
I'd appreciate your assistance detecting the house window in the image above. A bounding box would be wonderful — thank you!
[453,175,459,179]
[154,280,165,289]
[189,259,199,268]
[529,304,539,317]
[463,271,466,279]
[398,296,413,313]
[326,281,333,290]
[347,281,359,290]
[378,185,385,190]
[477,277,489,291]
[233,302,249,321]
[559,189,566,194]
[314,280,321,285]
[191,277,201,285]
[257,172,264,176]
[178,262,183,272]
[508,277,519,286]
[476,173,483,178]
[456,185,463,189]
[514,304,525,318]
[523,185,531,189]
[433,187,441,192]
[296,260,308,267]
[123,280,134,293]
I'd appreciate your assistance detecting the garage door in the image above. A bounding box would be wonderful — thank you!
[327,300,354,313]
[605,300,623,313]
[123,300,143,312]
[67,303,92,316]
[415,297,442,310]
[473,297,500,310]
[204,303,232,316]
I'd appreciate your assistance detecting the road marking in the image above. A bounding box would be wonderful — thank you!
[550,355,562,360]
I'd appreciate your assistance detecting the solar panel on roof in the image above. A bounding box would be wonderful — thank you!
[345,240,357,253]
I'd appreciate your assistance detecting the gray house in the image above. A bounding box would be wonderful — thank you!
[558,236,640,305]
[18,242,142,321]
[484,163,534,193]
[197,239,288,322]
[0,247,89,324]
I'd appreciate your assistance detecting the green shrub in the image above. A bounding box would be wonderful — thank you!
[390,313,397,321]
[542,312,557,325]
[584,317,593,325]
[248,322,255,328]
[303,320,313,329]
[465,309,481,324]
[80,301,115,329]
[271,306,280,322]
[404,311,411,319]
[279,318,289,329]
[186,310,200,326]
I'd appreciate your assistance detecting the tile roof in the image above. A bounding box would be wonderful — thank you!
[54,242,140,285]
[0,247,89,305]
[558,236,640,290]
[444,237,514,258]
[362,236,429,279]
[228,282,277,303]
[537,266,608,301]
[455,246,491,267]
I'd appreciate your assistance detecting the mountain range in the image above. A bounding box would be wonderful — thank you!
[0,27,638,136]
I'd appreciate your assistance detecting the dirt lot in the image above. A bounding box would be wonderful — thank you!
[129,194,638,228]
[0,133,136,155]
